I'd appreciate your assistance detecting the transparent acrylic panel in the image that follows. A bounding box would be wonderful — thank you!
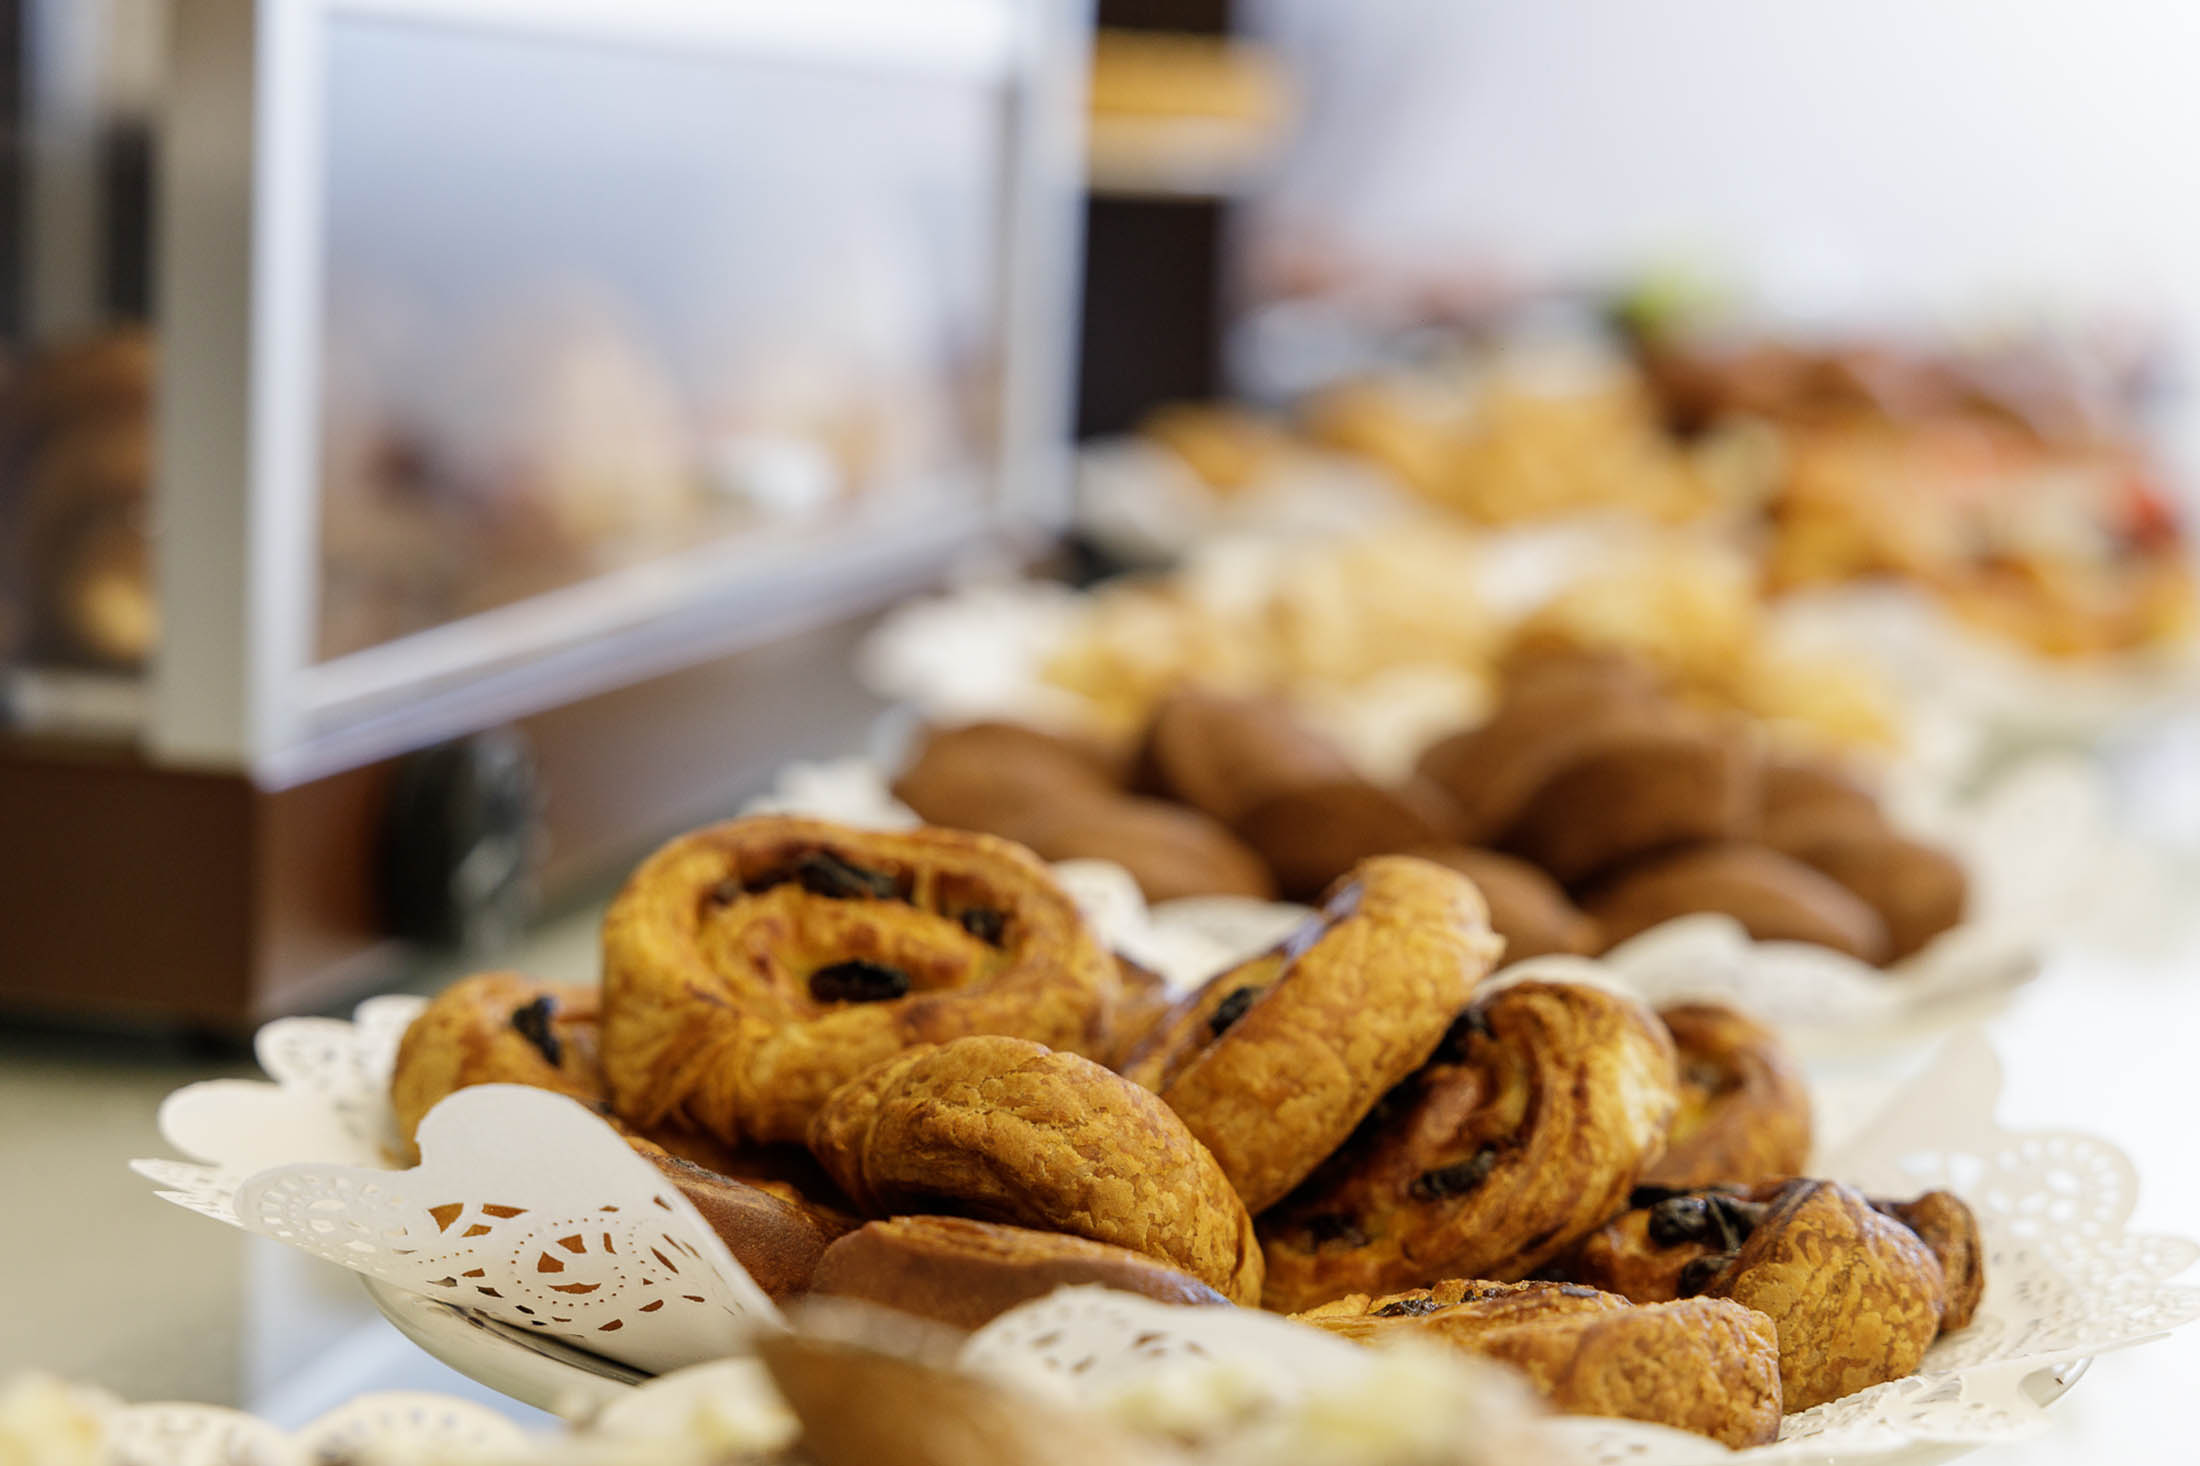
[314,16,1008,662]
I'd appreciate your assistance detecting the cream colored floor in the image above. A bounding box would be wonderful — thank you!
[3,844,2197,1453]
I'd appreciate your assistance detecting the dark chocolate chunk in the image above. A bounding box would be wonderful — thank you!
[807,960,912,1004]
[1207,984,1262,1038]
[1302,1213,1368,1249]
[958,907,1006,945]
[706,877,742,906]
[794,850,901,901]
[1373,1295,1444,1318]
[1430,1006,1493,1065]
[1676,1252,1735,1297]
[509,996,563,1068]
[1409,1146,1499,1201]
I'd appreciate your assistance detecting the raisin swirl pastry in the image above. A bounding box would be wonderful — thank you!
[601,816,1120,1147]
[807,1035,1265,1304]
[1296,1279,1783,1449]
[1554,1178,1980,1410]
[1639,1002,1813,1191]
[1118,855,1504,1213]
[1259,979,1679,1314]
[389,972,853,1298]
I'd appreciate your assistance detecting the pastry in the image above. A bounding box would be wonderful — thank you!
[1874,1190,1986,1332]
[1585,843,1891,963]
[1296,1279,1782,1449]
[996,794,1277,904]
[1407,846,1601,960]
[1639,1003,1813,1191]
[601,816,1121,1147]
[388,973,851,1297]
[1783,830,1968,961]
[1756,757,1887,854]
[1413,670,1663,845]
[1554,1179,1975,1410]
[1232,781,1446,902]
[892,722,1124,832]
[809,1215,1228,1329]
[894,724,1274,903]
[1132,687,1357,824]
[807,1035,1264,1304]
[1259,980,1678,1313]
[1500,720,1760,883]
[1119,856,1504,1213]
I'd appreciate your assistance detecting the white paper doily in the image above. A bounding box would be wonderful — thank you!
[131,968,2198,1465]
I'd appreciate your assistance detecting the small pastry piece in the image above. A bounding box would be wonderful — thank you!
[1640,1003,1813,1191]
[602,816,1122,1147]
[1555,1179,1967,1411]
[1101,955,1176,1071]
[389,973,852,1297]
[1585,842,1892,963]
[1408,846,1601,960]
[1132,686,1357,824]
[1232,780,1445,901]
[1119,856,1504,1213]
[1296,1279,1782,1449]
[1258,980,1678,1313]
[1785,830,1968,961]
[807,1036,1264,1305]
[1140,401,1287,492]
[1757,757,1887,855]
[810,1216,1229,1330]
[1500,721,1761,883]
[997,794,1277,904]
[892,722,1123,833]
[1874,1190,1986,1332]
[1413,666,1664,843]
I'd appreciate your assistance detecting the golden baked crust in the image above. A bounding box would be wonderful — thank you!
[1132,686,1356,823]
[1259,979,1678,1312]
[1641,1002,1813,1190]
[1555,1178,1957,1411]
[806,1035,1264,1304]
[1232,781,1446,902]
[389,972,853,1297]
[1119,855,1504,1213]
[1874,1189,1985,1332]
[390,972,608,1159]
[891,722,1123,834]
[1296,1279,1782,1449]
[1757,757,1886,853]
[1585,842,1892,962]
[810,1215,1228,1330]
[1408,845,1602,959]
[601,816,1120,1146]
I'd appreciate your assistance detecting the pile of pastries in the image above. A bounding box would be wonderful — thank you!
[1630,329,2196,660]
[898,649,1965,967]
[392,809,1985,1448]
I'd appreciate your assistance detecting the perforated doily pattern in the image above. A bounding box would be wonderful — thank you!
[107,1392,527,1466]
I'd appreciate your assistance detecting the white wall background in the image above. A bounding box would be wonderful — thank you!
[1245,0,2200,461]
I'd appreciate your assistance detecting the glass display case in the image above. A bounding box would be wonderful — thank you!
[55,0,1083,785]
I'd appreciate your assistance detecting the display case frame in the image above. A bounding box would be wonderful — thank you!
[154,0,1089,787]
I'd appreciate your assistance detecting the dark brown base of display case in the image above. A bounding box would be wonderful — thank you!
[0,618,886,1033]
